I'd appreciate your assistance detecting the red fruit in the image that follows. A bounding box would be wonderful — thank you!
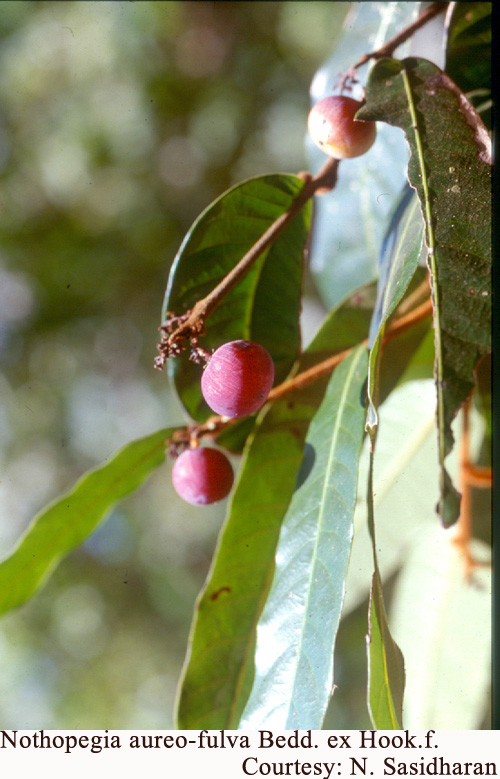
[172,446,234,506]
[308,95,376,159]
[201,340,274,418]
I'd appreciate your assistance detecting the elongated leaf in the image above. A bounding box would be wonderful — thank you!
[176,287,376,730]
[240,346,368,729]
[175,404,308,730]
[345,379,437,615]
[390,525,491,728]
[0,427,174,616]
[358,57,492,526]
[365,437,405,730]
[176,276,431,729]
[367,569,405,729]
[163,175,312,421]
[366,185,424,428]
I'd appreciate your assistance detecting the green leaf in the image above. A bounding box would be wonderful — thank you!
[445,2,491,127]
[365,438,405,730]
[0,427,174,617]
[344,379,487,617]
[366,185,424,428]
[383,318,434,389]
[175,404,307,730]
[344,379,438,616]
[240,346,368,729]
[176,276,432,730]
[163,174,312,421]
[367,569,405,729]
[176,287,375,730]
[358,57,492,526]
[390,525,491,728]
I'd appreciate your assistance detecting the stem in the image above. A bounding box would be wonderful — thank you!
[158,3,449,365]
[157,158,338,362]
[337,2,448,93]
[269,296,432,402]
[352,2,448,71]
[172,295,433,447]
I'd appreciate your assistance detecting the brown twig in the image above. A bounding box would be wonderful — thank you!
[168,293,434,450]
[269,296,433,402]
[155,158,339,369]
[451,398,492,582]
[338,2,449,92]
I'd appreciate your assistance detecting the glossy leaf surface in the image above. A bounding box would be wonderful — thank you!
[176,287,375,729]
[240,346,368,729]
[163,175,311,421]
[358,57,491,526]
[344,379,437,616]
[0,428,174,616]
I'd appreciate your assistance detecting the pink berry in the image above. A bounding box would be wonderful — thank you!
[172,446,234,506]
[201,340,274,418]
[308,95,376,159]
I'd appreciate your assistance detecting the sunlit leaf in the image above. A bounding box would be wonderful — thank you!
[344,379,437,615]
[176,268,435,729]
[358,57,491,526]
[344,379,487,617]
[163,175,312,421]
[390,526,491,728]
[0,427,175,616]
[176,288,375,730]
[240,346,368,729]
[365,438,405,730]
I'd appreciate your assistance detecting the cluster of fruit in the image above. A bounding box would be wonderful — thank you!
[172,340,274,505]
[172,96,376,506]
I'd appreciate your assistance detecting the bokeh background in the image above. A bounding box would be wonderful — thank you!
[0,0,370,729]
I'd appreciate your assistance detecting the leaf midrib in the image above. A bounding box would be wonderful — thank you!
[286,346,365,726]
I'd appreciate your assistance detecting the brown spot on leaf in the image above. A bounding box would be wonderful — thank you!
[210,586,231,601]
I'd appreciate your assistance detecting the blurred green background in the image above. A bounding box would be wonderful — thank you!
[0,0,365,729]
